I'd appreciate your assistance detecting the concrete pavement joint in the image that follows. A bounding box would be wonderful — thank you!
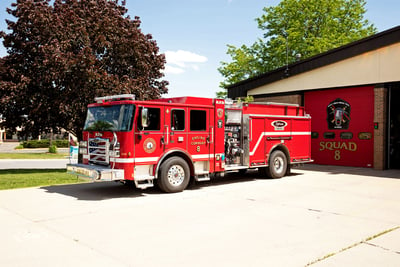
[307,208,341,216]
[305,226,400,266]
[363,241,400,254]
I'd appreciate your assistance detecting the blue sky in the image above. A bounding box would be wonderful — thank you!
[0,0,399,98]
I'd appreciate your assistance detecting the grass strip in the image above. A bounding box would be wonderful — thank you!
[0,153,68,159]
[0,169,86,190]
[305,226,400,266]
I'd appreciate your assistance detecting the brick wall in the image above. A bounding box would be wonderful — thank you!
[374,86,387,170]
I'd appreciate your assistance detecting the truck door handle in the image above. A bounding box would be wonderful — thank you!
[164,125,169,145]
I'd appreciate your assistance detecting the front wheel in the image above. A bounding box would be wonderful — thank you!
[267,150,287,179]
[157,157,190,193]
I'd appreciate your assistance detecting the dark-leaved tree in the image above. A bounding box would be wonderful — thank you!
[0,0,168,139]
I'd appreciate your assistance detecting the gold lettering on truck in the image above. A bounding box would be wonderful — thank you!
[191,136,206,146]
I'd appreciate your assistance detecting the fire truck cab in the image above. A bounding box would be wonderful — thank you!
[67,94,312,193]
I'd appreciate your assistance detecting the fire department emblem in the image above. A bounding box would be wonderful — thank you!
[217,108,224,118]
[327,98,351,129]
[143,138,156,153]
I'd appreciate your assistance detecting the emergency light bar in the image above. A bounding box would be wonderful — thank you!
[95,94,135,103]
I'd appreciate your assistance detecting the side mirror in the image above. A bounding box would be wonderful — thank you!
[141,108,149,128]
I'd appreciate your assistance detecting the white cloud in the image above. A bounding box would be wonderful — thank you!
[164,65,185,75]
[164,50,208,74]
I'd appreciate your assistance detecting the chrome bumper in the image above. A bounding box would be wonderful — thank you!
[67,164,124,181]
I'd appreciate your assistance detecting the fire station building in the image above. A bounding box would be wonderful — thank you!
[227,26,400,170]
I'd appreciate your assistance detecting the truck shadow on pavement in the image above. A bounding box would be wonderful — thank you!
[189,170,301,191]
[41,182,150,201]
[41,170,302,201]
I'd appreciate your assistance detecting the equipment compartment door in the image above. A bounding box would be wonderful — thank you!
[249,117,266,165]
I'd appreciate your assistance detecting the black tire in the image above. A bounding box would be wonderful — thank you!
[258,167,267,177]
[157,157,190,193]
[123,180,135,187]
[238,169,247,175]
[267,150,287,179]
[285,164,291,176]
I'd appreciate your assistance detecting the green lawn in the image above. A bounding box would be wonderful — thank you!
[0,153,68,159]
[0,169,87,190]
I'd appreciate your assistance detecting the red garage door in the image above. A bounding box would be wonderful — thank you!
[304,86,374,167]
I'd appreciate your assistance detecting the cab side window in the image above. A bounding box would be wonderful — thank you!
[138,107,160,131]
[190,110,207,131]
[171,109,185,131]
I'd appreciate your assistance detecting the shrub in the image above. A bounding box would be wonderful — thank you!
[48,145,58,154]
[22,140,50,148]
[53,140,69,148]
[21,139,69,148]
[15,144,24,150]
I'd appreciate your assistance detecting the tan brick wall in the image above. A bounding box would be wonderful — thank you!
[253,94,302,105]
[373,87,387,170]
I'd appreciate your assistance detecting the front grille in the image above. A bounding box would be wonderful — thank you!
[88,138,110,165]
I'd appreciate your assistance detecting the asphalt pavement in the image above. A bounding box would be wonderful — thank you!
[0,165,400,266]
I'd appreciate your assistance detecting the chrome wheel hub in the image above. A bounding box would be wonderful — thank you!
[167,165,185,186]
[274,157,284,173]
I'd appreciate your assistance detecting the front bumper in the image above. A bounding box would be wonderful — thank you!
[67,163,124,181]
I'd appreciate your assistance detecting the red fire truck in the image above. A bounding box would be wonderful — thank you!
[67,94,312,193]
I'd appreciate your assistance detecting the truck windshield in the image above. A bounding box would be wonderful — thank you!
[84,104,135,132]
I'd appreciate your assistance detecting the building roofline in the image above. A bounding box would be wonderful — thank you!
[227,25,400,98]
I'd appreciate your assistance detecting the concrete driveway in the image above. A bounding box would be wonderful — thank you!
[1,165,399,267]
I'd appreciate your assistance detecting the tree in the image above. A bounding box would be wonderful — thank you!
[0,0,168,139]
[218,0,377,89]
[218,41,268,90]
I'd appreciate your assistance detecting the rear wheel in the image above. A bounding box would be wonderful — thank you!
[157,157,190,193]
[267,150,287,179]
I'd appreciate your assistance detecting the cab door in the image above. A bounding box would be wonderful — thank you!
[163,106,188,152]
[134,106,164,165]
[187,108,211,174]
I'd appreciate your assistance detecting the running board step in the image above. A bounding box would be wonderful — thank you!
[135,179,154,189]
[224,165,249,171]
[195,175,210,182]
